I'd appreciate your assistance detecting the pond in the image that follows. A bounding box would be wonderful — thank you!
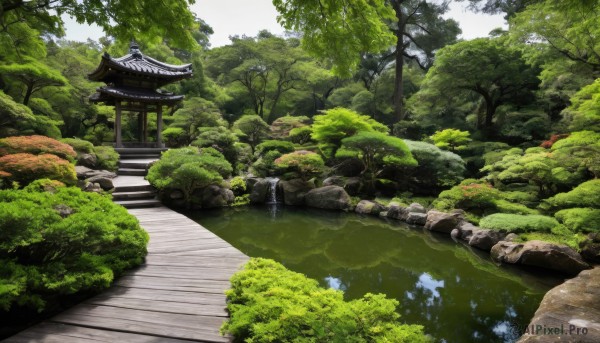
[185,205,563,343]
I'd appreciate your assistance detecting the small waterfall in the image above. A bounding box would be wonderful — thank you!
[265,177,281,204]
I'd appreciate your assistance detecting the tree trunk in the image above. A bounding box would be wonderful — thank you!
[392,3,406,123]
[23,83,34,106]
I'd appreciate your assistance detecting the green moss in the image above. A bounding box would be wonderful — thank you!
[93,146,119,171]
[554,208,600,233]
[479,213,560,233]
[518,232,587,251]
[541,179,600,210]
[222,258,429,343]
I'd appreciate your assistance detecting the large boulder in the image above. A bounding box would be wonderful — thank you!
[406,212,427,226]
[279,179,314,206]
[468,229,507,251]
[249,178,269,204]
[85,175,114,191]
[322,176,363,196]
[76,166,117,180]
[491,240,590,275]
[518,267,600,343]
[455,222,480,242]
[199,185,234,208]
[424,210,460,234]
[355,200,386,215]
[386,203,409,221]
[77,153,97,169]
[407,202,426,214]
[305,186,351,210]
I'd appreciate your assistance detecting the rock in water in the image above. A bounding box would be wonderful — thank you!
[424,210,460,233]
[355,200,385,215]
[305,186,351,210]
[279,178,314,206]
[518,267,600,343]
[491,240,590,275]
[249,178,269,204]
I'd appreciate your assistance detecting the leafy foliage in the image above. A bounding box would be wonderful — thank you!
[192,126,239,167]
[0,135,76,161]
[269,115,310,140]
[93,146,119,171]
[0,153,76,186]
[554,208,600,234]
[479,213,560,233]
[430,129,471,151]
[541,180,600,211]
[562,79,600,132]
[311,108,388,158]
[232,115,270,153]
[404,140,466,189]
[255,140,295,156]
[337,132,417,188]
[147,147,232,205]
[222,258,428,343]
[60,138,94,154]
[274,151,325,181]
[0,184,148,311]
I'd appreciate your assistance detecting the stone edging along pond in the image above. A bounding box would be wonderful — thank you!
[244,180,600,342]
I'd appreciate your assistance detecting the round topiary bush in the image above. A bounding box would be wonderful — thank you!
[0,135,76,161]
[0,153,77,186]
[0,181,148,312]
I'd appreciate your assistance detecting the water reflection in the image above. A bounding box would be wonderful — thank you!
[188,206,563,343]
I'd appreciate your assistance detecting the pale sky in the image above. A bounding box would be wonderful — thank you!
[62,0,506,47]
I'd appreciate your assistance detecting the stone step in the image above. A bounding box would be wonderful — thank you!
[119,161,150,169]
[113,184,155,193]
[119,154,162,160]
[118,168,146,176]
[114,199,162,209]
[115,148,167,155]
[112,190,156,201]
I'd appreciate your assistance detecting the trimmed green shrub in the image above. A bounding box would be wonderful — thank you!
[60,138,94,154]
[162,127,188,148]
[0,184,148,311]
[192,126,239,166]
[93,146,119,171]
[0,135,76,161]
[479,213,560,233]
[232,115,270,153]
[251,150,282,177]
[404,140,465,189]
[274,151,326,181]
[554,208,600,233]
[255,140,295,156]
[147,147,232,205]
[269,115,310,140]
[222,258,428,343]
[541,180,600,211]
[289,126,313,145]
[229,176,246,196]
[0,153,77,186]
[430,128,471,151]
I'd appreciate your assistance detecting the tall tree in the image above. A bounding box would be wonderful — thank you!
[410,37,540,130]
[273,0,460,122]
[1,0,199,50]
[0,59,67,105]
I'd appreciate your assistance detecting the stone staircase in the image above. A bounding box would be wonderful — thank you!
[112,148,166,209]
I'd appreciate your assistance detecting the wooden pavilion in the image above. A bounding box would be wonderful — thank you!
[88,42,192,148]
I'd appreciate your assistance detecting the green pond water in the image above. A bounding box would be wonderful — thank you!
[186,205,563,343]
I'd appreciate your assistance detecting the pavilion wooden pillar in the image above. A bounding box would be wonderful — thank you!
[156,105,163,147]
[142,111,148,143]
[115,101,123,148]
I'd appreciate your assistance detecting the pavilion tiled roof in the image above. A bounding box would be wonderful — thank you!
[90,86,184,105]
[88,42,193,85]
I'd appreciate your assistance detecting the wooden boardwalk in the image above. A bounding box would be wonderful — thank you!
[5,206,248,343]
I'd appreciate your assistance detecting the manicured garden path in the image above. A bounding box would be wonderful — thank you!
[6,205,249,342]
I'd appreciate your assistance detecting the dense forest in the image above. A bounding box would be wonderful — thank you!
[1,0,600,340]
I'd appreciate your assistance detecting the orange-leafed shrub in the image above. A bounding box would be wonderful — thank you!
[0,153,76,185]
[540,133,569,149]
[0,135,77,161]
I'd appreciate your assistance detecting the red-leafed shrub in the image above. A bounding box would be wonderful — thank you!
[0,153,76,186]
[540,133,570,149]
[0,135,77,161]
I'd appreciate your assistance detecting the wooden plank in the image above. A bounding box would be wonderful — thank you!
[4,322,192,343]
[85,298,228,317]
[115,275,231,293]
[50,305,229,342]
[92,286,227,305]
